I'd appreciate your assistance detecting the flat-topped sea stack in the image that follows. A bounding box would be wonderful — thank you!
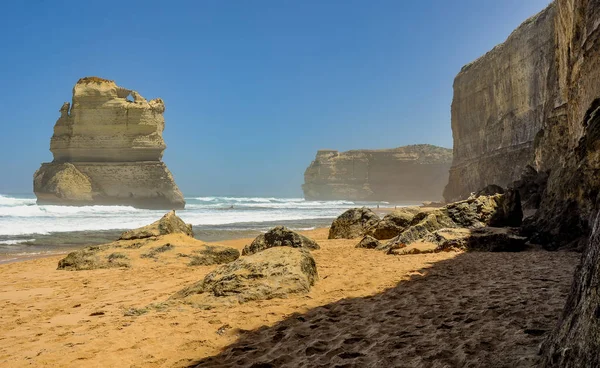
[302,144,452,201]
[34,77,185,209]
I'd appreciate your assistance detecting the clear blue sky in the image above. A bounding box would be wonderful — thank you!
[0,0,551,197]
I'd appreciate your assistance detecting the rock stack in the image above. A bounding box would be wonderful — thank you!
[34,77,185,209]
[303,144,452,201]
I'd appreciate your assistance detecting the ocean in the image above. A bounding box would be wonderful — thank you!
[0,194,411,263]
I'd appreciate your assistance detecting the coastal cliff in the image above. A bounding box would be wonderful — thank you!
[445,0,600,364]
[303,144,452,201]
[446,0,600,246]
[444,4,556,202]
[34,77,185,209]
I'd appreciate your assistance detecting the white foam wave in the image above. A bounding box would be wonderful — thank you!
[0,193,392,236]
[190,196,309,203]
[0,204,143,218]
[0,239,36,245]
[0,195,37,206]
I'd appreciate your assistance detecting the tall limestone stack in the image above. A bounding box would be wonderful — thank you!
[34,77,185,209]
[303,144,452,201]
[443,4,556,202]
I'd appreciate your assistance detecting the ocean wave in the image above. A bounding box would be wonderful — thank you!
[189,196,308,203]
[0,204,144,218]
[0,239,36,245]
[0,208,340,236]
[0,194,393,237]
[0,195,37,207]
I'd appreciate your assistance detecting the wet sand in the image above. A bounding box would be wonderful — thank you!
[0,228,579,367]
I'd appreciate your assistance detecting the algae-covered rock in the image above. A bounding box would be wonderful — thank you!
[173,247,318,305]
[242,226,320,256]
[368,207,421,240]
[189,245,240,266]
[57,245,130,270]
[382,193,524,252]
[120,211,193,240]
[328,207,380,239]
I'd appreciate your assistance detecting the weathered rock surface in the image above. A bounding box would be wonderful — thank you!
[445,0,600,248]
[57,245,129,270]
[509,165,549,210]
[57,235,237,271]
[367,207,421,240]
[188,245,240,266]
[56,213,241,270]
[427,228,528,252]
[328,207,380,239]
[444,4,556,202]
[172,247,318,305]
[541,213,600,367]
[34,77,185,209]
[355,235,382,249]
[120,211,193,240]
[443,1,600,364]
[33,163,93,202]
[473,184,505,198]
[303,144,452,201]
[382,192,522,251]
[242,226,320,256]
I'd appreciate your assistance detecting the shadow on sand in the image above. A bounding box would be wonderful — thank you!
[187,251,578,368]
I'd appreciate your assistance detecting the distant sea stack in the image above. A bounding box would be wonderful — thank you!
[302,144,452,201]
[33,77,185,209]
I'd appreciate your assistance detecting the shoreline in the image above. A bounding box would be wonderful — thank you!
[0,207,401,265]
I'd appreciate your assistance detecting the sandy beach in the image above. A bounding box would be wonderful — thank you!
[0,227,579,367]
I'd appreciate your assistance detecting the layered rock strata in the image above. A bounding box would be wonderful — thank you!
[303,144,452,201]
[444,4,556,201]
[34,77,185,209]
[445,0,600,364]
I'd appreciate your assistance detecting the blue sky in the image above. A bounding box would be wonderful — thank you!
[0,0,551,197]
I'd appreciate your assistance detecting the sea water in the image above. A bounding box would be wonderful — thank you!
[0,194,412,261]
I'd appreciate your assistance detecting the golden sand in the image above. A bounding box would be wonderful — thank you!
[0,228,578,367]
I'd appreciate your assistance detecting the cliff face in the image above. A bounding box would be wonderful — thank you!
[303,144,452,202]
[444,4,556,201]
[446,1,600,364]
[34,77,185,209]
[535,1,600,362]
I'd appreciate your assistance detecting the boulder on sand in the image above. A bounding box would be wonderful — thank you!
[57,245,130,270]
[356,235,382,249]
[427,228,528,252]
[368,207,420,240]
[328,207,380,239]
[382,192,524,252]
[172,247,318,305]
[242,226,320,256]
[120,211,193,240]
[188,245,240,266]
